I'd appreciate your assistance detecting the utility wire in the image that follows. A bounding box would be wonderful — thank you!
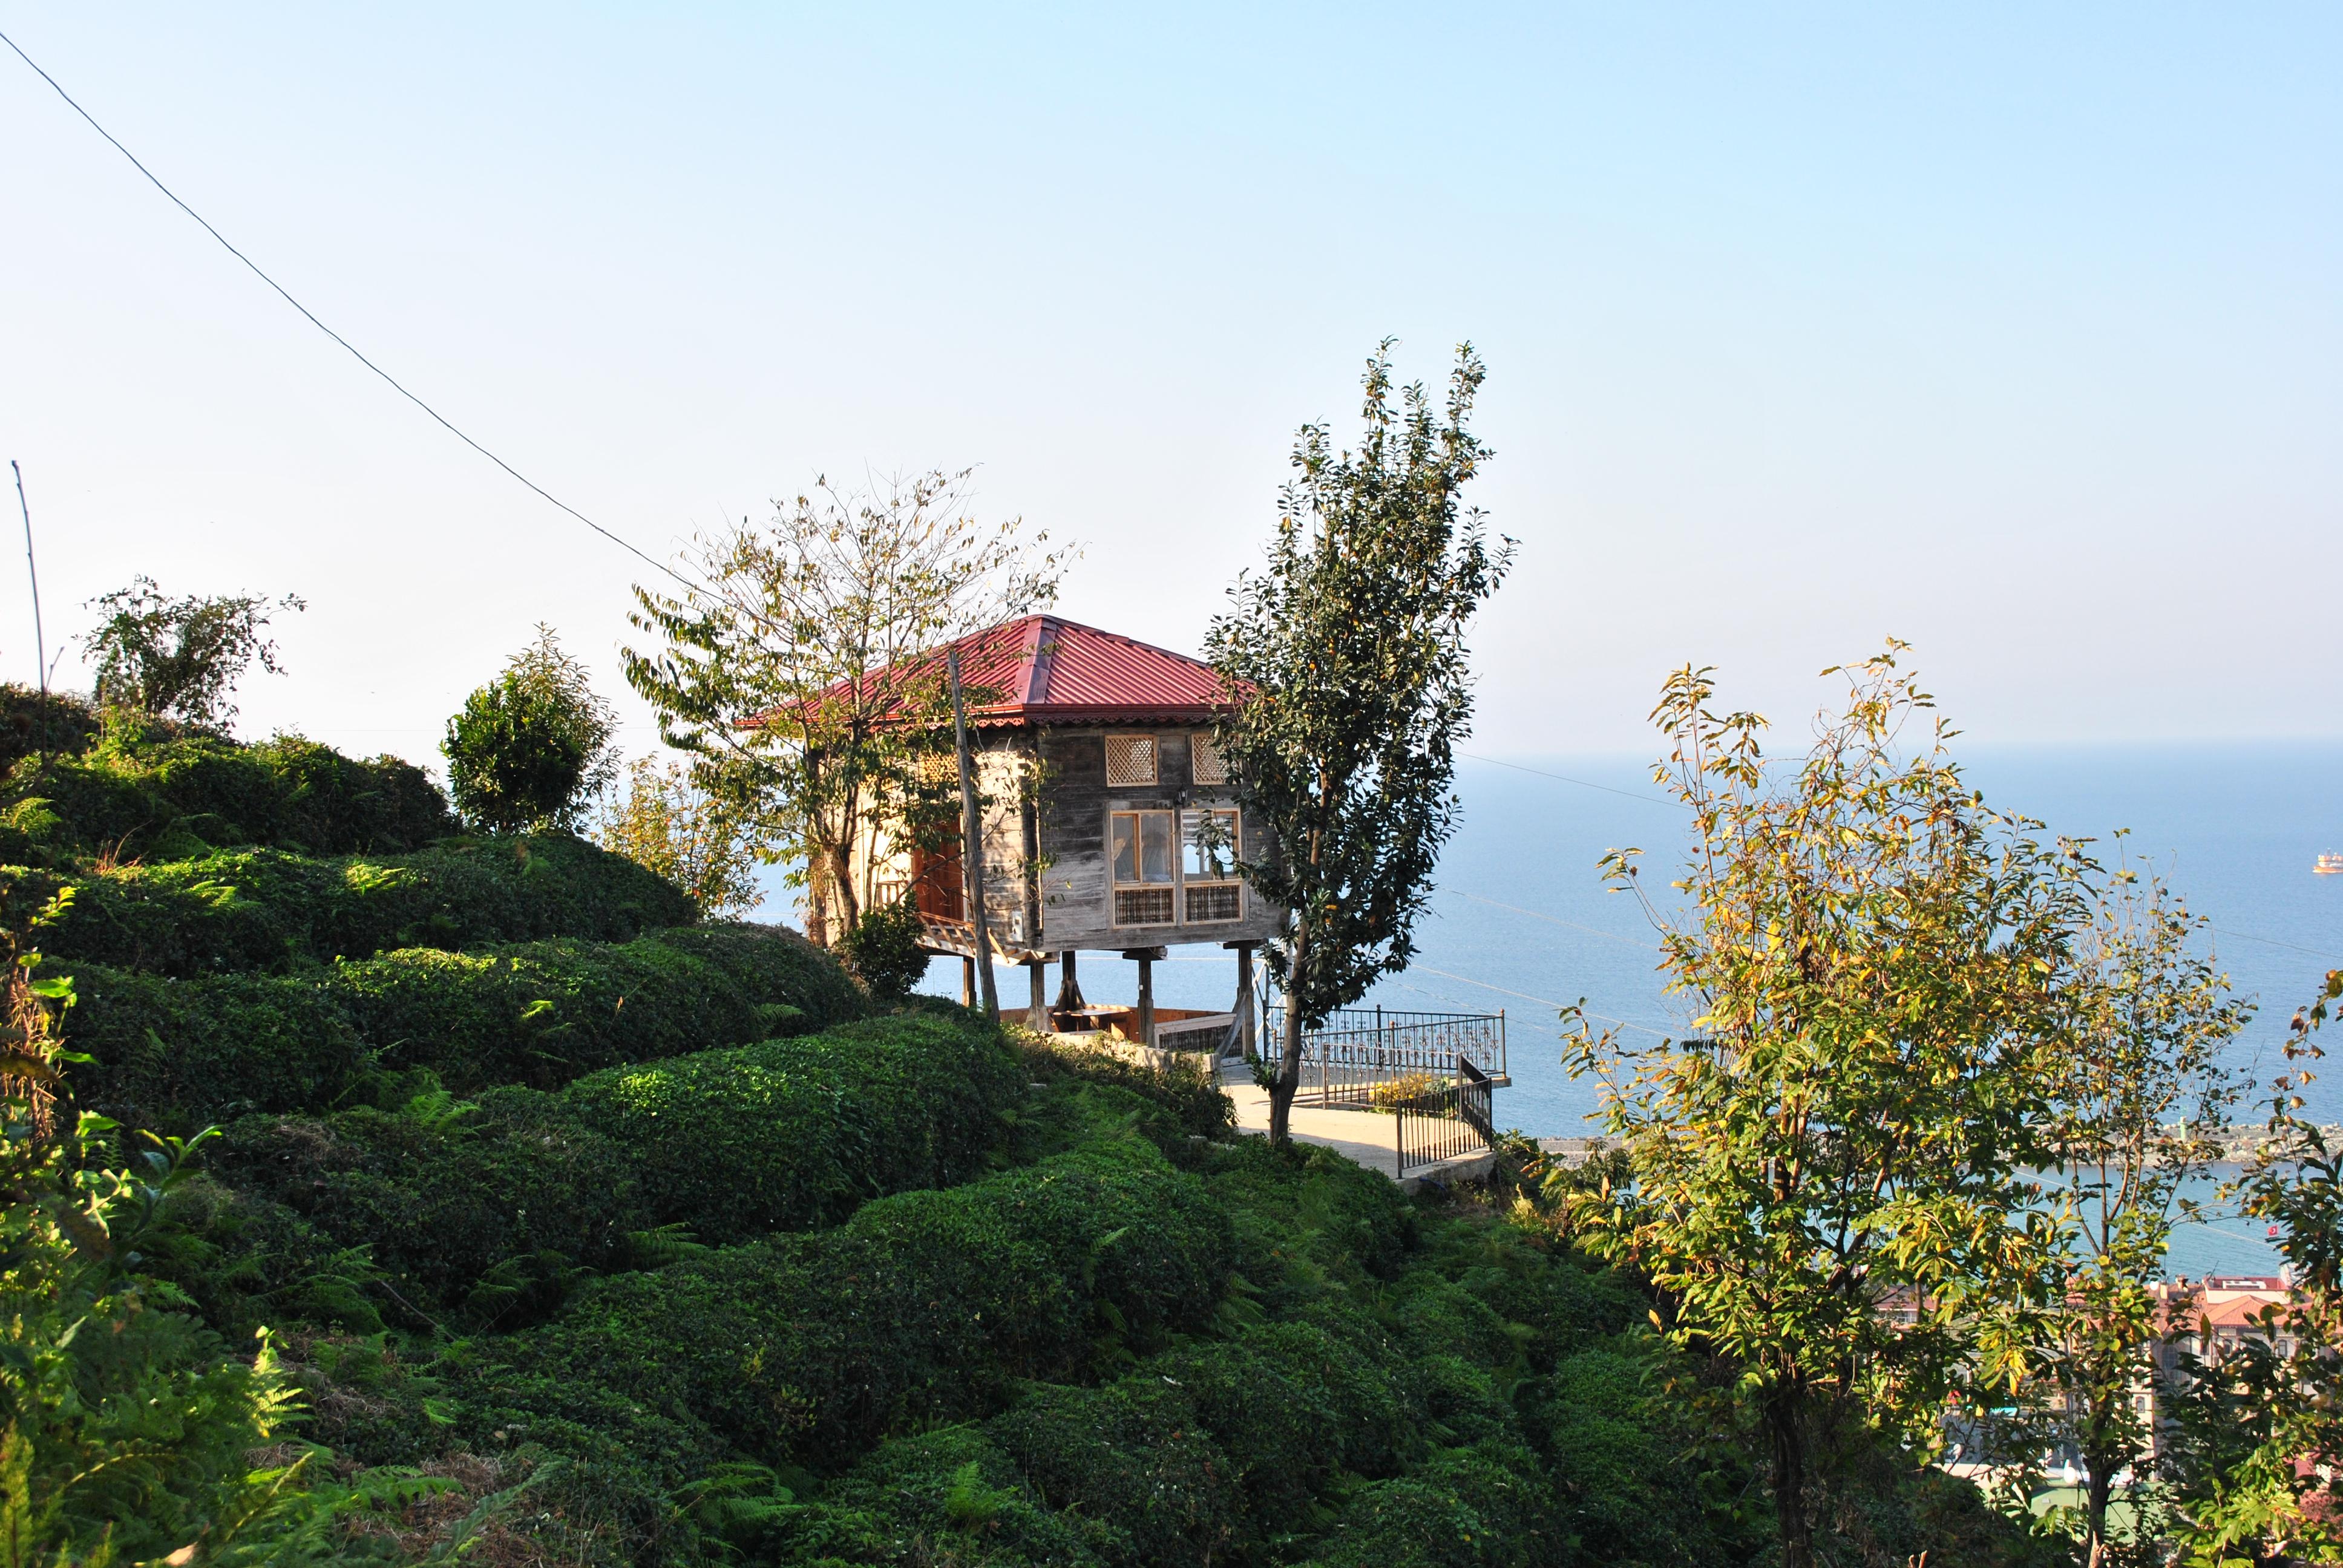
[0,27,692,595]
[1459,751,1681,807]
[1407,964,1673,1037]
[1451,890,1663,952]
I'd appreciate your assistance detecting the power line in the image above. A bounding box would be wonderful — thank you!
[0,27,690,593]
[1451,890,1663,952]
[1407,964,1673,1037]
[1458,752,1683,807]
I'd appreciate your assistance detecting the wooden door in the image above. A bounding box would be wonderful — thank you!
[911,837,965,921]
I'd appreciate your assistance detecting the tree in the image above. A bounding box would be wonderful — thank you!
[622,470,1066,947]
[80,575,304,730]
[1562,650,2086,1568]
[595,754,764,917]
[442,626,617,835]
[1206,342,1511,1146]
[2160,965,2343,1567]
[2027,854,2248,1563]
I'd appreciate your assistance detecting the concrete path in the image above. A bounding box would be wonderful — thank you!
[1216,1062,1496,1190]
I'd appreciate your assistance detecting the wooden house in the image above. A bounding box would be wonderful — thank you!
[841,615,1279,1047]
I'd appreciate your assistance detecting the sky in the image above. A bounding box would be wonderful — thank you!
[2,4,2338,769]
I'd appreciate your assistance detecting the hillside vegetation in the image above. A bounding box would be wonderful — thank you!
[2,703,2048,1567]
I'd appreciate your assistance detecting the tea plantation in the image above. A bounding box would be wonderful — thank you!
[8,716,2048,1566]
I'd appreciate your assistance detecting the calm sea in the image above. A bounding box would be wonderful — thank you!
[913,741,2343,1276]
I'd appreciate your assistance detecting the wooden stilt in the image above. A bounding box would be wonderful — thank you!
[1055,950,1084,1011]
[960,955,976,1009]
[1121,946,1165,1048]
[1225,939,1259,1059]
[1027,958,1049,1030]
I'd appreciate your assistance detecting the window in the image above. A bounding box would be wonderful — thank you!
[1182,808,1241,923]
[1191,733,1228,785]
[1111,809,1175,925]
[1104,734,1158,786]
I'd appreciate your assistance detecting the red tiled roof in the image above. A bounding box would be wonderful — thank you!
[776,615,1237,730]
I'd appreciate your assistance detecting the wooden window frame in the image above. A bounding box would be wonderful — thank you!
[1109,807,1177,928]
[1181,807,1242,924]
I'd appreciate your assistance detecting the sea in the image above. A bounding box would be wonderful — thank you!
[877,740,2343,1279]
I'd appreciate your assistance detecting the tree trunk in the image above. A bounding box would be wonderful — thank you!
[2085,1446,2117,1564]
[824,843,860,946]
[1267,921,1308,1145]
[1768,1386,1814,1568]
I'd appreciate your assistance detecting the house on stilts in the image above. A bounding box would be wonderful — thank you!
[833,615,1277,1053]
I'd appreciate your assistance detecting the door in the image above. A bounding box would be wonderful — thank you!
[911,835,965,921]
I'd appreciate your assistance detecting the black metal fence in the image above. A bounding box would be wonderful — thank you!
[1394,1057,1496,1175]
[1264,1005,1506,1107]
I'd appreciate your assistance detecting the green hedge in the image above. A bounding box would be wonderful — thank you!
[28,836,696,976]
[64,926,866,1130]
[461,1137,1234,1482]
[192,1016,1026,1328]
[562,1014,1023,1244]
[2,730,453,863]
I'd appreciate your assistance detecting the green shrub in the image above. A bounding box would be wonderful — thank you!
[0,682,100,770]
[838,894,928,999]
[187,1016,1023,1330]
[64,926,867,1130]
[1300,1439,1560,1568]
[462,1137,1233,1481]
[6,728,453,863]
[31,835,695,976]
[563,1015,1023,1243]
[986,1379,1240,1568]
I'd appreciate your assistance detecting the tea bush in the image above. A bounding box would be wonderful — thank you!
[6,728,453,863]
[64,926,867,1130]
[29,835,694,976]
[185,1015,1029,1328]
[459,1136,1233,1486]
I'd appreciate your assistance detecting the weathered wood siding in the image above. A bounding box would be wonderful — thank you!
[1029,725,1282,953]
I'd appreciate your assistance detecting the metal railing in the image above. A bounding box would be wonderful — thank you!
[1265,1005,1506,1107]
[1394,1057,1496,1175]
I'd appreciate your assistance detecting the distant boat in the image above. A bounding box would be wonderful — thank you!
[2319,853,2343,875]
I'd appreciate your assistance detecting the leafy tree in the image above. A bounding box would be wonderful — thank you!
[2023,854,2249,1562]
[622,470,1066,947]
[1206,342,1510,1146]
[2160,965,2343,1566]
[595,754,763,917]
[1563,650,2086,1568]
[442,626,617,835]
[839,895,931,1002]
[79,576,304,731]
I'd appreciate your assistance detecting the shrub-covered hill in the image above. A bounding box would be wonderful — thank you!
[3,710,453,865]
[12,719,2048,1568]
[238,1036,2040,1568]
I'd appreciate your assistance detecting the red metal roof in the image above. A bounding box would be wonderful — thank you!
[781,615,1236,729]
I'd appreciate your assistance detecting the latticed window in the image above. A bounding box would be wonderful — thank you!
[1116,887,1175,925]
[1190,733,1228,785]
[1104,734,1158,786]
[1185,884,1239,923]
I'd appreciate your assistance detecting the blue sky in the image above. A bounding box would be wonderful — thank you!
[2,4,2336,759]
